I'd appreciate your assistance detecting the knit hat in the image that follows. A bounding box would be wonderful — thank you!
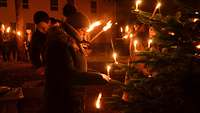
[33,11,49,24]
[67,12,90,29]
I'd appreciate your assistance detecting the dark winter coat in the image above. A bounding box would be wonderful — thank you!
[45,24,107,113]
[30,29,47,68]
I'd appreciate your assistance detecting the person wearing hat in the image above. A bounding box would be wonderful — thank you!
[30,11,50,68]
[44,4,112,113]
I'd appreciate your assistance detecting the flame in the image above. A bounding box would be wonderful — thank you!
[103,20,112,31]
[125,25,129,33]
[17,31,21,36]
[168,32,175,36]
[96,92,102,109]
[196,44,200,49]
[134,40,138,52]
[130,33,133,38]
[113,52,118,64]
[120,27,123,33]
[193,18,199,23]
[123,35,128,39]
[6,27,11,33]
[106,65,111,76]
[135,0,142,11]
[148,39,153,48]
[1,24,5,31]
[87,21,101,32]
[156,2,161,9]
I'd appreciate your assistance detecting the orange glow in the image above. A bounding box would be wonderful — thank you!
[87,21,101,32]
[156,2,161,9]
[1,24,5,32]
[6,27,11,33]
[103,20,112,31]
[125,25,129,33]
[120,27,123,33]
[96,92,102,109]
[123,35,129,39]
[134,40,138,52]
[130,33,133,38]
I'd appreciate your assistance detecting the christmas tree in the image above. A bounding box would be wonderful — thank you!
[103,1,200,113]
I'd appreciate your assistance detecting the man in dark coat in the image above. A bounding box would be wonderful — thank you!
[44,4,110,113]
[30,11,49,68]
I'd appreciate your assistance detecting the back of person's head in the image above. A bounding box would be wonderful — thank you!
[33,11,49,24]
[63,4,77,17]
[67,12,90,29]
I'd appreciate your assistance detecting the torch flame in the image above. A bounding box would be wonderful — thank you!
[156,2,161,9]
[87,21,101,32]
[6,27,11,33]
[103,20,112,31]
[96,92,102,109]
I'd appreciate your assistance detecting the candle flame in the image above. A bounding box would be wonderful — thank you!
[17,31,21,36]
[193,18,199,23]
[103,20,112,31]
[156,2,161,9]
[6,27,11,33]
[107,65,111,76]
[130,33,133,38]
[113,52,118,64]
[1,24,5,30]
[148,39,153,48]
[134,40,138,52]
[96,92,102,109]
[120,27,123,33]
[196,44,200,49]
[125,25,129,33]
[87,21,101,32]
[135,0,142,11]
[123,35,128,39]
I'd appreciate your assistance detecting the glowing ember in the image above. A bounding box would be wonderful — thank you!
[96,92,102,109]
[103,20,112,31]
[87,21,101,32]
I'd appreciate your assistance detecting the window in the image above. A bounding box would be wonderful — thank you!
[0,0,7,7]
[23,0,29,9]
[91,0,97,13]
[50,0,58,11]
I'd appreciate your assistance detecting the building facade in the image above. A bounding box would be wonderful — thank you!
[0,0,117,31]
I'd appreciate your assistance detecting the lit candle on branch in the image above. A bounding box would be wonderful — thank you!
[95,92,102,109]
[106,65,111,77]
[1,24,5,33]
[6,27,11,33]
[135,0,142,11]
[90,20,113,43]
[134,40,138,52]
[151,2,161,18]
[148,39,153,48]
[125,25,129,33]
[87,21,101,32]
[120,27,123,33]
[112,52,118,64]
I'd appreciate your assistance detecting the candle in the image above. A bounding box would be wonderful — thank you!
[17,31,21,36]
[113,52,118,64]
[135,0,142,11]
[125,25,129,33]
[95,92,102,109]
[151,2,161,18]
[120,27,123,33]
[148,39,153,48]
[1,24,5,33]
[106,65,111,77]
[134,40,138,52]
